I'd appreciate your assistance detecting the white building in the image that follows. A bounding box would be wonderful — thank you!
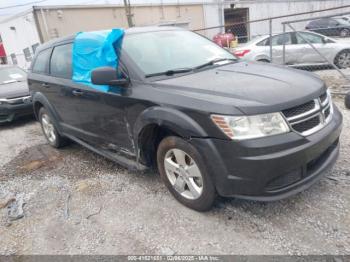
[0,0,349,68]
[0,10,41,69]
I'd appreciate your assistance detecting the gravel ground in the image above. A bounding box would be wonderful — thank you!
[0,98,349,255]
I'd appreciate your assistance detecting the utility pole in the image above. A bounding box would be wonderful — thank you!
[123,0,134,27]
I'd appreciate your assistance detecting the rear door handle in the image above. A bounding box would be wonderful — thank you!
[72,89,84,96]
[41,83,50,88]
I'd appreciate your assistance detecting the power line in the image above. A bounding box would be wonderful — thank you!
[0,0,49,10]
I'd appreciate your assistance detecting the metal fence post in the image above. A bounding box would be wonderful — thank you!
[269,19,273,63]
[282,23,286,65]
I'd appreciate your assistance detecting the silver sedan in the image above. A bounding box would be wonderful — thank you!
[233,31,350,68]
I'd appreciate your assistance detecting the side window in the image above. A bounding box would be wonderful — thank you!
[269,33,292,46]
[32,48,52,74]
[50,43,73,79]
[296,32,323,44]
[256,38,268,46]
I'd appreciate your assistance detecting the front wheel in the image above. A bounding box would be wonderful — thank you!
[39,107,68,148]
[340,29,350,38]
[334,50,350,69]
[157,136,216,211]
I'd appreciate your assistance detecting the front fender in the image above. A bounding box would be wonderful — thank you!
[133,106,208,141]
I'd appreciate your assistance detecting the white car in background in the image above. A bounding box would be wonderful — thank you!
[233,31,350,68]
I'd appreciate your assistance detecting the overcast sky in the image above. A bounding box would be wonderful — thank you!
[0,0,120,17]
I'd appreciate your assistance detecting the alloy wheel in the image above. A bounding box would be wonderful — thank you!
[337,52,350,68]
[41,114,56,143]
[164,148,203,200]
[340,29,349,37]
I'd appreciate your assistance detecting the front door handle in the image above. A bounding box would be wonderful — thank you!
[41,83,50,88]
[72,89,84,96]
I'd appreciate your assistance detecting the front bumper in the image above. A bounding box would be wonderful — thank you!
[191,105,343,200]
[0,102,33,123]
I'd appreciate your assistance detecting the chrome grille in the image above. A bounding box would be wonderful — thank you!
[0,95,31,105]
[282,91,333,136]
[282,100,316,118]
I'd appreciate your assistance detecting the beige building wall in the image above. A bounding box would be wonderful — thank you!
[33,5,205,42]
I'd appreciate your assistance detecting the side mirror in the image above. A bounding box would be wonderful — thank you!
[91,67,129,87]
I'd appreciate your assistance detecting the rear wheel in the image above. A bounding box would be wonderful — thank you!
[39,107,67,148]
[340,29,350,38]
[157,136,216,211]
[335,50,350,69]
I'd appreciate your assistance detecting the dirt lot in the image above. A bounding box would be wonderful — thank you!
[0,97,349,255]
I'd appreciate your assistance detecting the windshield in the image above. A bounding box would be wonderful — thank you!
[0,67,26,85]
[122,30,237,76]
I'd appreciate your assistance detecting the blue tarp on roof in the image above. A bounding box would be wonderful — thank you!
[72,28,125,92]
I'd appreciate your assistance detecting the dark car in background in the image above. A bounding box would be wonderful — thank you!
[0,66,33,123]
[28,27,342,211]
[306,17,350,37]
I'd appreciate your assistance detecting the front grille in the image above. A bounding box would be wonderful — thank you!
[282,91,332,136]
[0,114,9,121]
[265,139,338,192]
[292,116,320,133]
[2,95,31,105]
[282,100,315,118]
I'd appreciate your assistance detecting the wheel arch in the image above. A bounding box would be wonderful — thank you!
[255,54,271,62]
[133,107,208,167]
[32,92,61,128]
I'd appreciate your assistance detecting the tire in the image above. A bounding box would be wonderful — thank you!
[157,136,216,211]
[39,107,68,148]
[334,50,350,69]
[340,29,350,38]
[345,92,350,109]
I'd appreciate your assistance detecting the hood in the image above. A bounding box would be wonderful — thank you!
[0,81,29,99]
[153,61,326,115]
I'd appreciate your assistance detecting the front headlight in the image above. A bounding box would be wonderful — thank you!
[211,112,290,140]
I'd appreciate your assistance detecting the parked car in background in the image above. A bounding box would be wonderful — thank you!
[28,27,342,211]
[335,15,350,24]
[306,17,350,37]
[0,66,32,123]
[233,31,350,68]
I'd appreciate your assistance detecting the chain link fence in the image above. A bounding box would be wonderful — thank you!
[193,5,350,95]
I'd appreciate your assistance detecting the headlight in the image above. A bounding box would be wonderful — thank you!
[211,112,290,140]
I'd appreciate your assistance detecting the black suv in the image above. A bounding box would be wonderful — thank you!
[28,27,342,211]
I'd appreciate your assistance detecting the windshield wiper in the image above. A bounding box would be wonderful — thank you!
[145,68,193,78]
[194,58,237,70]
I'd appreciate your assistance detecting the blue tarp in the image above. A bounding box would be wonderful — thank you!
[72,28,124,92]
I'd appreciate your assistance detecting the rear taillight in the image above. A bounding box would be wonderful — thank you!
[234,49,251,57]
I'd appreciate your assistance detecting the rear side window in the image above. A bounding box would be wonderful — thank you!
[32,48,52,74]
[50,43,73,79]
